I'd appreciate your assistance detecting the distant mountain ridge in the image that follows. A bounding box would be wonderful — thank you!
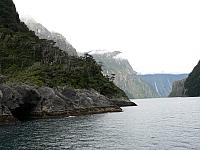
[140,74,188,97]
[90,50,159,99]
[21,17,77,56]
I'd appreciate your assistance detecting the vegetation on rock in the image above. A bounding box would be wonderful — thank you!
[0,0,128,99]
[0,0,28,32]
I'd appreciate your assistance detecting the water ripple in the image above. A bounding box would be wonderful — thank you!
[0,97,200,149]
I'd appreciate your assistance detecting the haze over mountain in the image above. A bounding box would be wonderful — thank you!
[6,10,191,100]
[13,0,200,74]
[1,0,196,102]
[21,17,77,56]
[90,50,159,99]
[21,19,161,99]
[140,74,188,97]
[91,50,189,98]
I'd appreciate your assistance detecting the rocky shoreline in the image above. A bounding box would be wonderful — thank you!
[30,106,122,119]
[0,83,136,125]
[0,115,17,125]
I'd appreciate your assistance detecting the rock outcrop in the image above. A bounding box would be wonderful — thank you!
[168,79,186,97]
[0,82,17,124]
[0,84,136,124]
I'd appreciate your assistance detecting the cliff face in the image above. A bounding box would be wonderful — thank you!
[21,17,77,56]
[169,79,186,97]
[140,74,188,97]
[169,61,200,97]
[91,51,159,99]
[184,60,200,97]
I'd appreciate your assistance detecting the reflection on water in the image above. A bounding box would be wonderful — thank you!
[0,97,200,150]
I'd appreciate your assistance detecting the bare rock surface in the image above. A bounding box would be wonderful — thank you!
[0,84,136,124]
[169,79,186,97]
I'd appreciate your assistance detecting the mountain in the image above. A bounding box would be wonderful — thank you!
[90,50,159,99]
[140,74,188,97]
[0,0,29,32]
[0,0,135,124]
[184,60,200,97]
[169,61,200,97]
[21,17,77,56]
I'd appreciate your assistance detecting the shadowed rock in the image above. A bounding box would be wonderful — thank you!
[0,84,41,121]
[0,84,136,124]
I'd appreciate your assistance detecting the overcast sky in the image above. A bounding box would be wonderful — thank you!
[13,0,200,74]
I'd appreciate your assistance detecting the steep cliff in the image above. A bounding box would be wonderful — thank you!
[140,74,188,97]
[91,51,159,99]
[169,79,186,97]
[184,60,200,97]
[169,61,200,97]
[21,17,77,56]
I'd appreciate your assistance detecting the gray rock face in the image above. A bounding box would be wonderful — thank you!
[0,84,17,124]
[0,84,41,120]
[21,17,77,56]
[169,79,186,97]
[0,84,135,123]
[90,50,158,99]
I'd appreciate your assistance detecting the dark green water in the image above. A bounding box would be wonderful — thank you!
[0,97,200,150]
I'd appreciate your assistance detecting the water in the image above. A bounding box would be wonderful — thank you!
[0,97,200,150]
